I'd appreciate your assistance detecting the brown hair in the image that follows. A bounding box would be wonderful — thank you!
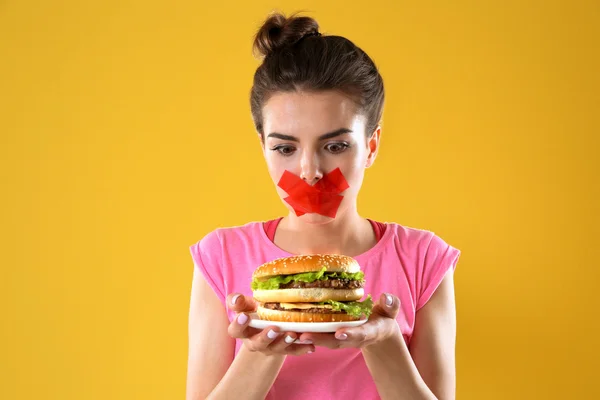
[250,12,385,139]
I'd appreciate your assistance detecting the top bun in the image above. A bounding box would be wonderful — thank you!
[252,12,321,58]
[253,254,361,280]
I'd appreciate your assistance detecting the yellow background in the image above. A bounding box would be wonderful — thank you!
[1,0,598,399]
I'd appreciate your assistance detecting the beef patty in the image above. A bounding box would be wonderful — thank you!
[278,279,363,290]
[262,303,346,314]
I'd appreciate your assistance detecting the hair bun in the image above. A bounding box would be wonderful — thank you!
[253,12,320,58]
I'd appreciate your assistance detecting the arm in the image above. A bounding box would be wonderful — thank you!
[361,269,456,400]
[185,268,287,400]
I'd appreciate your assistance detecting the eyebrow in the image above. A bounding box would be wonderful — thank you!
[266,128,353,142]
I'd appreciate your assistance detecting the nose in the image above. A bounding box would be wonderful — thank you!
[299,150,323,186]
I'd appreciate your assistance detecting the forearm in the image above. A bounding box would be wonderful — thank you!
[362,333,437,400]
[207,344,286,400]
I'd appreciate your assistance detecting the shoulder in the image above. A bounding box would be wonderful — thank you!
[188,221,267,300]
[387,222,461,309]
[380,221,461,304]
[385,222,447,251]
[190,220,264,256]
[387,222,460,262]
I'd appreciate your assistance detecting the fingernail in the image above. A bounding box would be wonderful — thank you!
[385,294,393,307]
[237,313,248,324]
[231,294,241,306]
[297,340,312,344]
[284,335,295,344]
[267,330,279,340]
[336,333,348,340]
[308,349,314,354]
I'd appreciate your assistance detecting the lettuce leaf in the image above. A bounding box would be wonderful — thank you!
[251,267,365,290]
[319,295,374,318]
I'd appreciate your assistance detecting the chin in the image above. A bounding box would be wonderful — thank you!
[288,207,351,225]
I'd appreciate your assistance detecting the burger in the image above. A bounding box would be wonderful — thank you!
[250,254,374,322]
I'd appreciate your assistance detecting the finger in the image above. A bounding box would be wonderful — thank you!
[334,324,375,347]
[284,343,316,356]
[299,322,381,349]
[298,333,342,350]
[337,315,403,347]
[269,332,315,355]
[371,293,400,319]
[227,312,261,339]
[247,326,283,352]
[226,293,258,313]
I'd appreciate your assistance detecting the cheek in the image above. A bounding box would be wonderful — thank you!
[340,151,367,181]
[343,167,365,190]
[265,155,290,184]
[266,162,280,183]
[339,159,368,195]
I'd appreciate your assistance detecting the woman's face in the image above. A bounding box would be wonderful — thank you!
[261,90,380,224]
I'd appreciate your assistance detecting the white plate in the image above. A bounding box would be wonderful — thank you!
[247,313,367,333]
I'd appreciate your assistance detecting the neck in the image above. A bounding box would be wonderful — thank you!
[275,206,376,257]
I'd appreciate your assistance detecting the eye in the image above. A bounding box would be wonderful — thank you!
[271,145,296,156]
[325,142,350,154]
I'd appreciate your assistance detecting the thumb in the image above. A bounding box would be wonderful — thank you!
[372,293,400,319]
[226,293,258,313]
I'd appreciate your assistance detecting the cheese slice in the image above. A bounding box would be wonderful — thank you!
[279,302,333,310]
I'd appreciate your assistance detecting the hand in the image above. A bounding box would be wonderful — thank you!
[226,293,315,356]
[297,293,402,350]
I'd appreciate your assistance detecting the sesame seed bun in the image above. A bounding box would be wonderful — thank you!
[252,254,361,280]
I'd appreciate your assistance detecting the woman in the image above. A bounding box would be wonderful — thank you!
[186,12,460,400]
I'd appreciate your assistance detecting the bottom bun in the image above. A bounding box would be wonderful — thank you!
[257,306,362,323]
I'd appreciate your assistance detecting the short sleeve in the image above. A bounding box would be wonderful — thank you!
[416,234,461,310]
[189,229,226,306]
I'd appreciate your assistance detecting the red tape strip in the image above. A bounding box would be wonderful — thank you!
[277,168,349,218]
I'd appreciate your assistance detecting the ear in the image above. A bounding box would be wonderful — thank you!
[365,125,381,168]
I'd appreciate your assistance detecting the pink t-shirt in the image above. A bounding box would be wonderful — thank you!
[190,220,460,400]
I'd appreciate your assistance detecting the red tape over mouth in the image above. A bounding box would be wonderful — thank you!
[277,168,350,218]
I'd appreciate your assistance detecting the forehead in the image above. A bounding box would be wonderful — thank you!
[262,90,364,135]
